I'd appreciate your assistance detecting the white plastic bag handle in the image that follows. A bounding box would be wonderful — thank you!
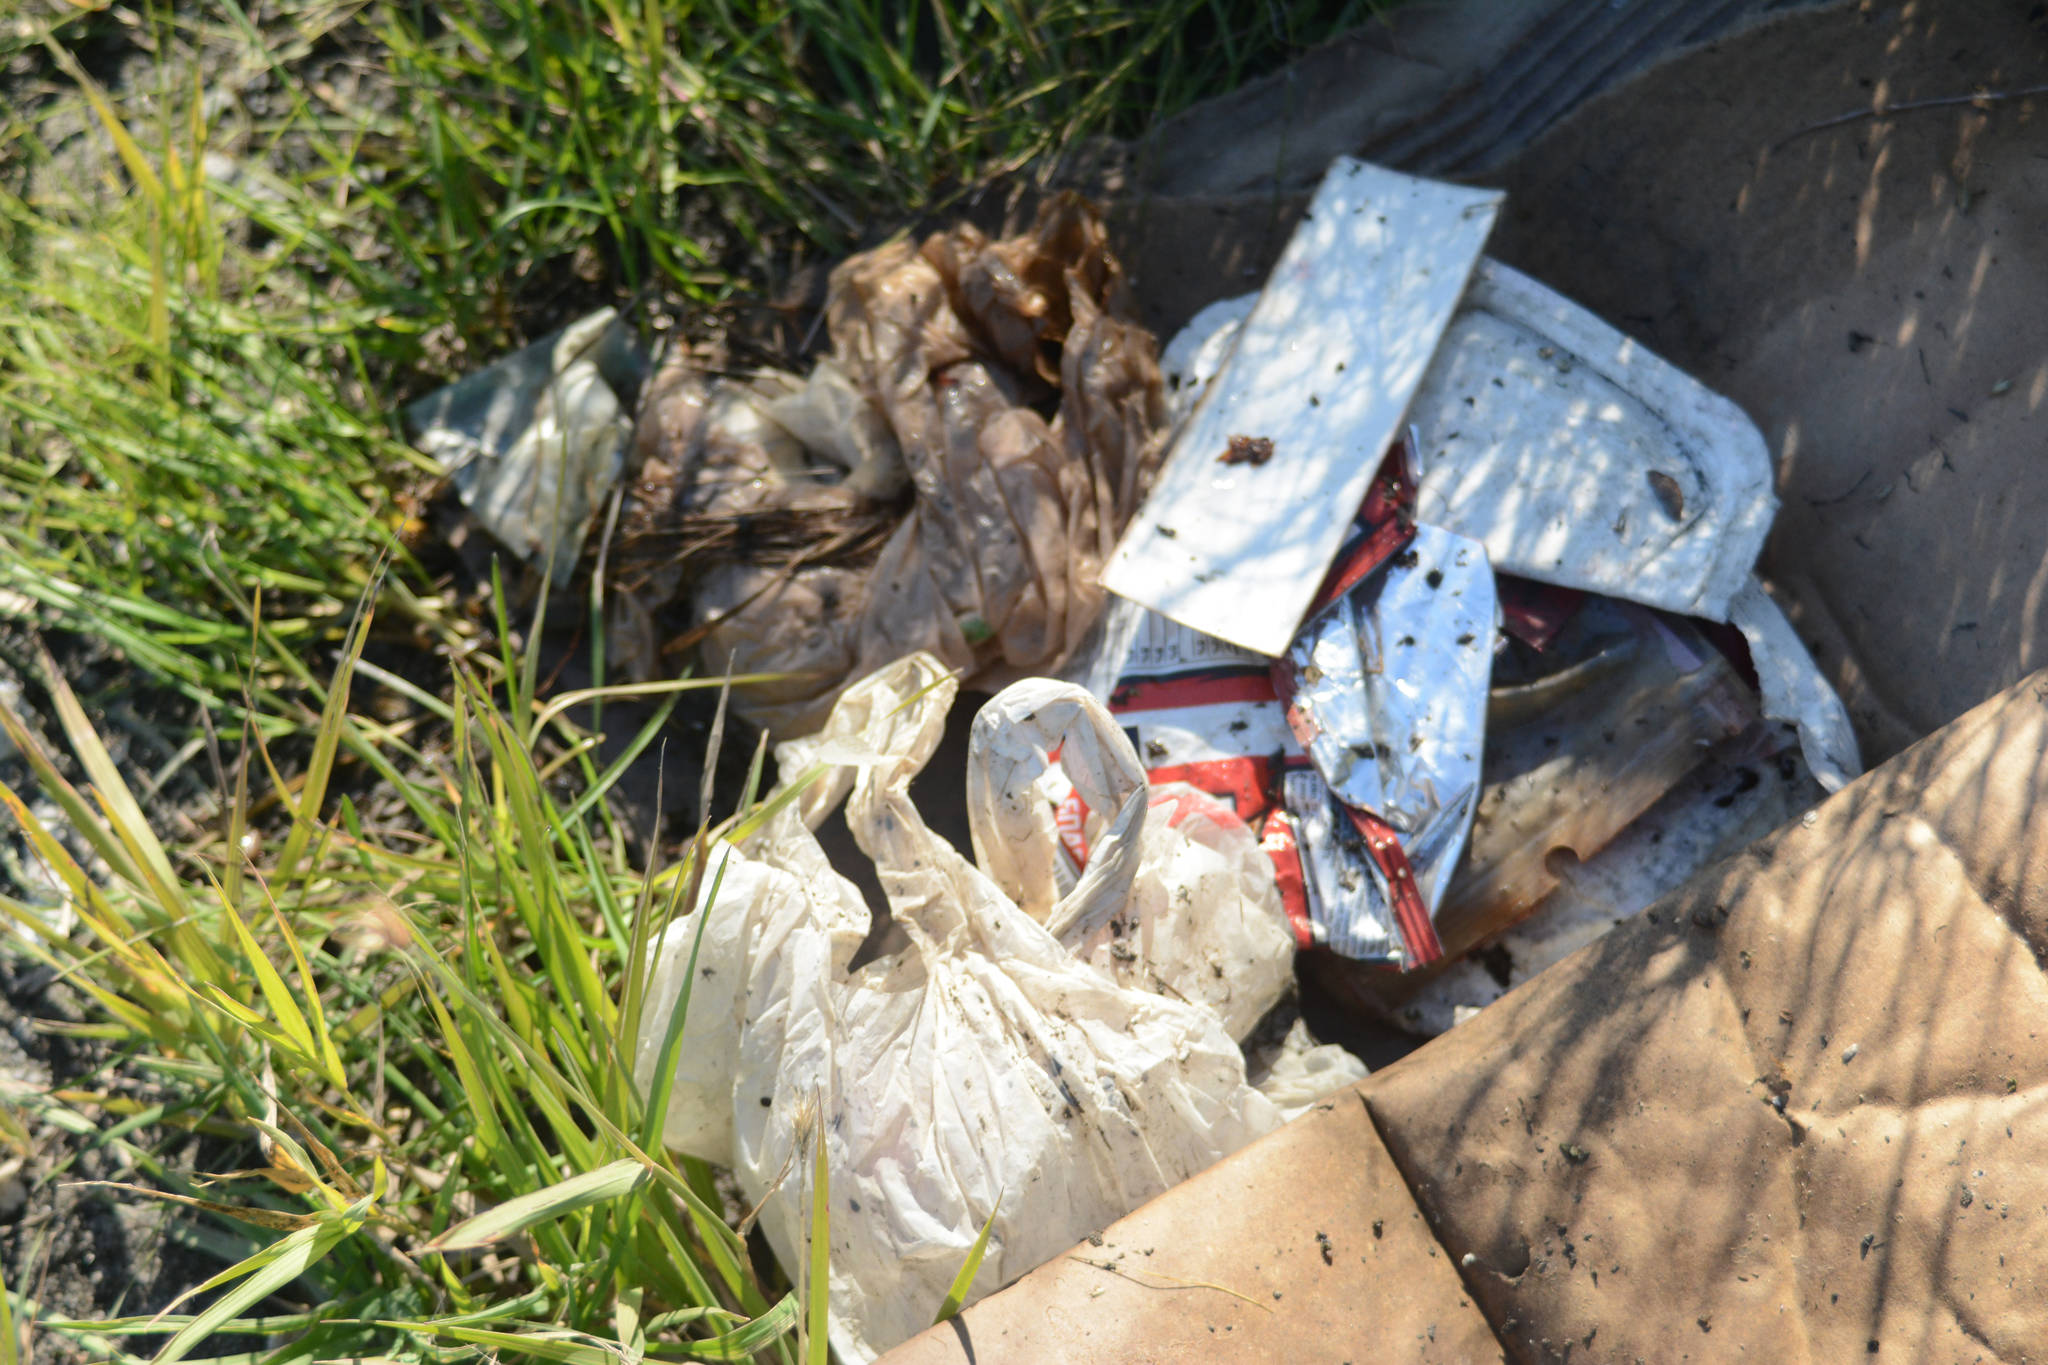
[767,654,959,836]
[965,679,1150,944]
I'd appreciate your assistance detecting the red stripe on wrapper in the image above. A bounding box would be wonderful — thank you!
[1108,670,1279,714]
[1342,805,1445,968]
[1143,756,1277,827]
[1258,809,1317,949]
[1308,516,1417,616]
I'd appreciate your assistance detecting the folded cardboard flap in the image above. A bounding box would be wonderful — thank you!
[881,1087,1505,1365]
[1369,665,2048,1363]
[881,667,2048,1363]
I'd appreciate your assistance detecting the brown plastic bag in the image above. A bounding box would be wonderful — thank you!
[614,197,1168,737]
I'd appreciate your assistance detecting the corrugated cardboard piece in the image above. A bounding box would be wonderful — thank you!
[882,1088,1505,1364]
[883,668,2048,1362]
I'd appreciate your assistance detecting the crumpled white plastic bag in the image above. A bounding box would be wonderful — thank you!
[965,683,1299,1041]
[634,653,1311,1360]
[407,308,638,581]
[1248,1017,1371,1120]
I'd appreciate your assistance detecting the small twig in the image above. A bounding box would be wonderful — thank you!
[1774,84,2048,150]
[1067,1256,1273,1311]
[799,304,827,356]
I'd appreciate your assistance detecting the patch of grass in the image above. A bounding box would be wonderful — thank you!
[0,600,829,1361]
[0,0,1383,710]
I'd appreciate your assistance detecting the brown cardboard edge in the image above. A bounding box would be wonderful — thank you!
[879,1089,1506,1364]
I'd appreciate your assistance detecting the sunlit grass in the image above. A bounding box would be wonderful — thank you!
[0,0,1381,708]
[0,589,831,1361]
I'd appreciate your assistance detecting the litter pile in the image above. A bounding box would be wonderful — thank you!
[1085,159,1857,1027]
[409,157,1862,1360]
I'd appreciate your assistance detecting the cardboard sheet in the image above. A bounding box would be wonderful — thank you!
[881,1089,1505,1365]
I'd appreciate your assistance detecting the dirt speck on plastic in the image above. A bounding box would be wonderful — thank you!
[1217,434,1275,466]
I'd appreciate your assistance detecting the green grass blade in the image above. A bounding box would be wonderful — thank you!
[24,641,224,981]
[805,1113,829,1365]
[150,1197,369,1364]
[255,886,347,1089]
[526,676,787,744]
[0,1252,17,1365]
[426,1158,650,1252]
[552,691,679,830]
[401,929,763,1308]
[386,1321,618,1364]
[39,41,165,208]
[211,899,319,1066]
[271,583,377,887]
[932,1195,1002,1325]
[416,978,507,1167]
[686,1293,797,1362]
[637,845,731,1153]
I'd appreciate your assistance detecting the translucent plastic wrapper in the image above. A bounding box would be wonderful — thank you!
[613,198,1169,737]
[633,654,1359,1361]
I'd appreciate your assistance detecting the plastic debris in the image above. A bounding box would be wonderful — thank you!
[635,653,1361,1361]
[1407,258,1775,623]
[407,308,644,582]
[1278,521,1494,966]
[965,682,1299,1042]
[1083,153,1863,977]
[1246,1016,1371,1120]
[1103,158,1502,657]
[613,196,1169,738]
[1726,578,1860,792]
[1077,446,1494,969]
[1150,252,1860,793]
